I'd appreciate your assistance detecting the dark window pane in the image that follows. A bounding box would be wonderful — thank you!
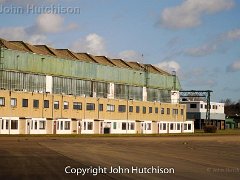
[86,103,95,110]
[118,105,126,112]
[22,99,28,107]
[149,107,152,113]
[129,106,133,112]
[33,99,39,108]
[54,101,59,109]
[44,100,49,108]
[73,102,82,110]
[99,104,103,111]
[143,106,146,114]
[136,106,140,113]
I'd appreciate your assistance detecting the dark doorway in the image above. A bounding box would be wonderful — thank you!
[104,127,110,134]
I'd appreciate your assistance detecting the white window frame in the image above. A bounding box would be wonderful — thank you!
[11,98,17,107]
[107,104,115,112]
[0,97,5,106]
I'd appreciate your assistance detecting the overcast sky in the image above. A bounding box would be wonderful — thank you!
[0,0,240,102]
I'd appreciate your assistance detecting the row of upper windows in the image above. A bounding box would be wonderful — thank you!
[108,104,183,115]
[0,97,184,115]
[190,103,219,109]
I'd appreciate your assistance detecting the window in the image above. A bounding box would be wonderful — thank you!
[173,109,178,115]
[22,99,28,107]
[143,106,146,114]
[155,107,158,114]
[44,100,49,108]
[6,120,9,129]
[35,121,38,130]
[11,98,17,107]
[167,108,170,115]
[159,123,162,130]
[64,101,69,109]
[184,124,187,130]
[87,122,93,130]
[181,109,184,115]
[0,97,5,106]
[129,122,135,130]
[170,123,174,130]
[73,102,82,110]
[122,122,127,130]
[118,105,126,112]
[99,104,103,111]
[39,121,46,130]
[33,99,39,108]
[149,107,152,113]
[146,123,151,130]
[190,104,197,108]
[60,121,63,130]
[65,121,70,130]
[1,120,4,129]
[86,103,95,110]
[161,108,164,114]
[163,123,166,130]
[200,104,203,109]
[136,106,140,113]
[54,101,59,109]
[188,124,191,130]
[107,104,115,112]
[11,120,18,129]
[177,123,181,130]
[129,106,133,112]
[205,105,211,109]
[113,122,117,129]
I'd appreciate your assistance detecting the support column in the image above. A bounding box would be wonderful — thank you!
[46,75,53,93]
[143,87,147,101]
[107,83,114,99]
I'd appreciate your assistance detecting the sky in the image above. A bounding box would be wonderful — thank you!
[0,0,240,102]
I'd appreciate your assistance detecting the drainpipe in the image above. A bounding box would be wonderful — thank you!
[9,90,11,135]
[52,93,54,134]
[126,99,128,134]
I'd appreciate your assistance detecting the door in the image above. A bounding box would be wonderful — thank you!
[103,122,111,134]
[141,122,145,134]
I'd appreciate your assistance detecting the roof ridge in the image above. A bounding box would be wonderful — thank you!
[10,41,33,52]
[56,49,79,60]
[96,55,116,66]
[35,45,57,56]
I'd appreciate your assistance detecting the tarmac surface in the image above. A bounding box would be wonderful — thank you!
[0,135,240,180]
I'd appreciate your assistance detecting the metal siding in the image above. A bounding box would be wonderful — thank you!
[200,112,225,120]
[2,48,181,89]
